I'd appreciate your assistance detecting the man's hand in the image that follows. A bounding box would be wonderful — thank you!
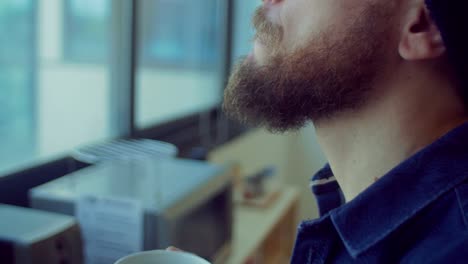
[166,246,183,252]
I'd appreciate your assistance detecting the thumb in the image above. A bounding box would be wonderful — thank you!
[166,246,183,252]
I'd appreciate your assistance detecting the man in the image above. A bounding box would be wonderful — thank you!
[223,0,468,263]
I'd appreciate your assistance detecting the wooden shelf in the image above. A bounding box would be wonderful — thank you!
[226,186,299,264]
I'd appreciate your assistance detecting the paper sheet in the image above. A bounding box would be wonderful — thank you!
[76,196,144,264]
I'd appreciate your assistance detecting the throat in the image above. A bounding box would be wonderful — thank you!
[315,113,468,203]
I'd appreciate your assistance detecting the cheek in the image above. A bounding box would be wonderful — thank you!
[280,0,350,51]
[280,1,326,49]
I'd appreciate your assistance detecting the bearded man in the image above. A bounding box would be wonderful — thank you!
[224,0,468,262]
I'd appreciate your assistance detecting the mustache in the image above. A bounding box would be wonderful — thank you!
[252,7,283,48]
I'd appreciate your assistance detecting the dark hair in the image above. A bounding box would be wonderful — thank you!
[425,0,468,104]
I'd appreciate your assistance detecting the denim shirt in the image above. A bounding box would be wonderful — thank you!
[291,123,468,263]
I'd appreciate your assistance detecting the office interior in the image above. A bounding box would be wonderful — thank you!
[0,0,326,263]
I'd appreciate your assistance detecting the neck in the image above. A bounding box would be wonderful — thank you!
[314,67,467,202]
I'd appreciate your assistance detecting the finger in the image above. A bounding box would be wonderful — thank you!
[166,246,183,252]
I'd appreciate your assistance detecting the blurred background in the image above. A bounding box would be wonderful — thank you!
[0,1,328,263]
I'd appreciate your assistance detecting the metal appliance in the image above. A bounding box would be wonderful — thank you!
[29,158,233,263]
[0,204,82,264]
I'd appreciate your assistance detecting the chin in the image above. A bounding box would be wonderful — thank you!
[246,53,255,63]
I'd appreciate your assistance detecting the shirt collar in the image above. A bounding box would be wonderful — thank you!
[328,122,468,258]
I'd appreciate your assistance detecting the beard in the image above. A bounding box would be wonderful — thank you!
[223,4,394,133]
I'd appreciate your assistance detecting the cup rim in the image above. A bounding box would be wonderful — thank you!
[115,250,210,264]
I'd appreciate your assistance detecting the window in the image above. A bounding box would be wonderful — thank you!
[63,0,111,62]
[139,0,220,68]
[135,0,226,129]
[232,0,261,62]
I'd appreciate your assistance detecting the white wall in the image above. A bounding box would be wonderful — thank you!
[208,129,290,182]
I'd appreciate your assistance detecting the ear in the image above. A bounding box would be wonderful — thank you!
[399,4,445,60]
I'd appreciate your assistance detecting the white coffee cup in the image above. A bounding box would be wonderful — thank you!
[114,250,211,264]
